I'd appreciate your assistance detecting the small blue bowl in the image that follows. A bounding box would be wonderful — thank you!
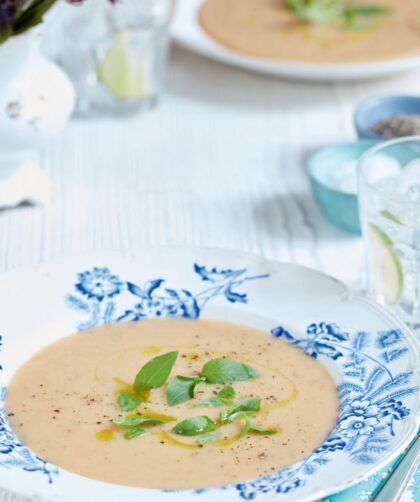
[354,95,420,140]
[306,140,379,234]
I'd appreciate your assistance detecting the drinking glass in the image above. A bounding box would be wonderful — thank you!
[55,0,174,117]
[358,137,420,329]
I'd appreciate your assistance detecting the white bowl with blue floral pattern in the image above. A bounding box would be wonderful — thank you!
[0,248,419,502]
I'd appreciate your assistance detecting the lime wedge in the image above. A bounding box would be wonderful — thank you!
[367,222,403,305]
[380,210,402,225]
[96,32,146,100]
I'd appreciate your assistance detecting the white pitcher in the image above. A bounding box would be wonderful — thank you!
[0,29,75,173]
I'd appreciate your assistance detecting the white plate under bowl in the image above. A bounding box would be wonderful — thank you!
[0,247,419,502]
[171,0,420,82]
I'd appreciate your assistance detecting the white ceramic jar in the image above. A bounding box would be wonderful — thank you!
[0,29,75,173]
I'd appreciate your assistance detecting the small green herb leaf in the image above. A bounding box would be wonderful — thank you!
[196,432,220,445]
[285,0,341,25]
[201,358,256,384]
[285,0,389,30]
[117,392,144,412]
[240,417,252,437]
[134,351,178,392]
[218,385,236,399]
[342,4,389,29]
[220,399,261,424]
[113,415,164,428]
[124,428,146,440]
[249,424,278,435]
[166,376,201,406]
[172,416,217,436]
[197,397,235,407]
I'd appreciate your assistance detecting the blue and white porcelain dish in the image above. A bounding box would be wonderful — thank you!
[0,247,419,502]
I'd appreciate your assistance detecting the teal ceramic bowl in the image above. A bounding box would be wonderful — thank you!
[306,140,379,234]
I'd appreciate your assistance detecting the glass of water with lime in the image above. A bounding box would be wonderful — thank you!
[57,0,174,117]
[358,137,420,329]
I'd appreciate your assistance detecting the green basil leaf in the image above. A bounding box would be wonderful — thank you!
[218,385,236,399]
[220,409,247,424]
[249,424,278,435]
[201,358,256,384]
[344,5,390,16]
[12,0,57,35]
[113,415,164,428]
[134,351,178,392]
[342,4,389,29]
[240,417,251,438]
[285,0,341,24]
[117,392,144,412]
[197,397,234,407]
[285,0,389,29]
[124,428,146,440]
[196,432,220,445]
[166,376,200,406]
[220,399,261,424]
[172,416,217,436]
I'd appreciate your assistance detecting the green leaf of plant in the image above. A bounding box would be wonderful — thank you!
[201,358,256,384]
[196,432,220,445]
[12,0,57,36]
[249,424,278,435]
[172,416,217,436]
[342,4,389,29]
[0,27,12,45]
[219,399,261,424]
[240,416,251,437]
[285,0,390,29]
[285,0,342,25]
[218,385,236,399]
[344,5,390,16]
[134,351,178,392]
[117,392,144,412]
[197,397,235,407]
[112,415,164,428]
[166,375,201,406]
[124,428,146,440]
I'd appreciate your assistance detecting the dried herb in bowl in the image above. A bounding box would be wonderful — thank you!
[371,115,420,139]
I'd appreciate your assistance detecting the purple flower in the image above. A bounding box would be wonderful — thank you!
[0,1,119,42]
[0,0,24,35]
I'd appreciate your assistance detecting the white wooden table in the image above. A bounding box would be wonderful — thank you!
[2,44,420,284]
[1,44,420,501]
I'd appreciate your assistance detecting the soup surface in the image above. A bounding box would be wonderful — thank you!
[199,0,420,63]
[6,319,338,489]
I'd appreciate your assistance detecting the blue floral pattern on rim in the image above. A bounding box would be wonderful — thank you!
[233,323,417,500]
[0,383,57,482]
[66,264,268,329]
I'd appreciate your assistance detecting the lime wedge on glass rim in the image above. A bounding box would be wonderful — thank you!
[367,222,403,305]
[96,31,147,100]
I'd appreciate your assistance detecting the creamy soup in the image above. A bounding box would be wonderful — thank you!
[199,0,420,63]
[6,319,338,489]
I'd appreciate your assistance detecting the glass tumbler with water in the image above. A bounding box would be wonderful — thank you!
[358,137,420,329]
[57,0,174,116]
